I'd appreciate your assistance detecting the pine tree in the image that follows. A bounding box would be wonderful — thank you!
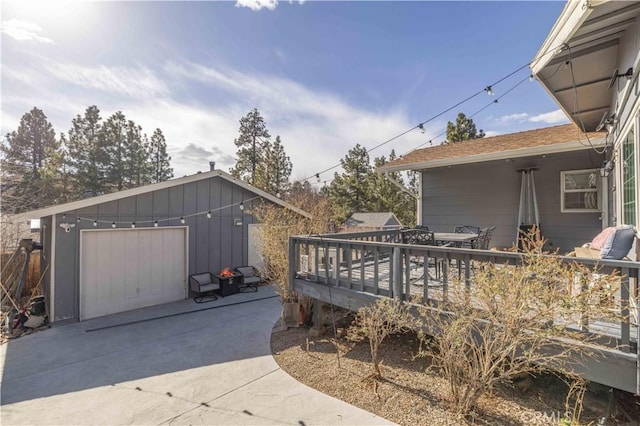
[123,119,149,188]
[258,135,291,197]
[67,106,108,198]
[148,128,173,183]
[101,111,128,191]
[230,108,271,185]
[445,112,485,143]
[372,151,416,226]
[327,144,374,223]
[0,108,60,213]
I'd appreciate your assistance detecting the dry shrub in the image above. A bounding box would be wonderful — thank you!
[252,189,331,302]
[347,297,418,379]
[417,230,621,418]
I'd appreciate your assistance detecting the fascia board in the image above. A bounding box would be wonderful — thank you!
[377,138,606,173]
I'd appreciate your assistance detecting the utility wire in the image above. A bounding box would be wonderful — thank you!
[295,41,576,183]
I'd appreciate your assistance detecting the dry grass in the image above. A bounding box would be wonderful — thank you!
[271,314,640,425]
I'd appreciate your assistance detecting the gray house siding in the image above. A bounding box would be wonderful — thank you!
[420,149,604,252]
[49,175,261,323]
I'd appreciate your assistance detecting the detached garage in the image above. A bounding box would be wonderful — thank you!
[18,169,309,324]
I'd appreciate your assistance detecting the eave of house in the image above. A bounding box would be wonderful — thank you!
[377,138,606,173]
[531,0,640,131]
[13,170,311,221]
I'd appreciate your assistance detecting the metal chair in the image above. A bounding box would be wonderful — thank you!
[189,273,219,303]
[454,225,480,248]
[473,226,496,250]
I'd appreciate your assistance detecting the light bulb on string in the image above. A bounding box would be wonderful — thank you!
[418,123,425,134]
[93,220,98,227]
[316,173,320,183]
[206,211,211,218]
[529,74,534,82]
[76,217,81,223]
[484,86,494,96]
[154,220,159,227]
[111,222,116,228]
[131,222,136,228]
[239,202,244,211]
[180,217,185,224]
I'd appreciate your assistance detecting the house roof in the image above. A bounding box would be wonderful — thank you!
[531,0,639,131]
[14,170,311,220]
[377,124,605,172]
[345,212,402,228]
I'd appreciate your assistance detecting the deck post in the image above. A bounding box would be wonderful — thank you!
[392,247,403,300]
[309,298,326,337]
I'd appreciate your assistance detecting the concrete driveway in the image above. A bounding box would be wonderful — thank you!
[1,287,392,425]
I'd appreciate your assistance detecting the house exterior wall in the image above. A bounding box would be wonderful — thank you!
[49,175,260,323]
[420,149,604,252]
[611,13,640,227]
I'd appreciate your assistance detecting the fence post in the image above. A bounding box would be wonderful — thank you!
[392,247,403,300]
[288,236,297,293]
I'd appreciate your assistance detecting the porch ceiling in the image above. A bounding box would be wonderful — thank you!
[532,1,640,131]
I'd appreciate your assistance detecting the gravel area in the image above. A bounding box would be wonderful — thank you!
[271,311,639,425]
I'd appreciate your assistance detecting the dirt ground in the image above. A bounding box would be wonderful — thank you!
[271,310,640,425]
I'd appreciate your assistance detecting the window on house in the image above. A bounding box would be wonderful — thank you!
[622,128,636,225]
[561,169,600,212]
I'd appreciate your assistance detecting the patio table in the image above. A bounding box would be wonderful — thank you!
[433,232,478,246]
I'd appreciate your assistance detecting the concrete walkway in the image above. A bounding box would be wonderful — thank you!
[1,287,392,425]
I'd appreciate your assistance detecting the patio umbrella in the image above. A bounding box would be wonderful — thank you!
[517,169,540,250]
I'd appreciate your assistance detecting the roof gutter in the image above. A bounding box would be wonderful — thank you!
[531,0,604,74]
[377,138,607,173]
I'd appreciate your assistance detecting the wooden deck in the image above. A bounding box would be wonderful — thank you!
[289,229,640,394]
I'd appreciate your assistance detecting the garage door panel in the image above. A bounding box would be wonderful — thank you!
[80,228,187,320]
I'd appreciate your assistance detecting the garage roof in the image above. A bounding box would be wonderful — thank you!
[15,170,311,220]
[377,124,605,172]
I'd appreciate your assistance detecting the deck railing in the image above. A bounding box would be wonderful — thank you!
[289,229,640,365]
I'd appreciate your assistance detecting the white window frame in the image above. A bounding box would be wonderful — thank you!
[560,169,601,213]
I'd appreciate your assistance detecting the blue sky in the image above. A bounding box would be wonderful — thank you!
[1,0,568,183]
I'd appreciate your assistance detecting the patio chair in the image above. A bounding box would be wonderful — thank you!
[454,225,481,248]
[473,226,496,250]
[189,272,219,303]
[456,227,495,279]
[234,266,262,292]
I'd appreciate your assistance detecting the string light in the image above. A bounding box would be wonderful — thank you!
[484,86,494,96]
[69,197,260,230]
[418,123,425,134]
[529,74,534,82]
[316,173,320,183]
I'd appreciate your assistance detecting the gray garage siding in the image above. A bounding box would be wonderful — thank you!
[420,149,604,252]
[50,175,260,323]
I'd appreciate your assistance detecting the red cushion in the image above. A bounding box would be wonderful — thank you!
[591,227,615,250]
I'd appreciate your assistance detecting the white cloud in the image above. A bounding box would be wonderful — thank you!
[163,61,428,178]
[528,109,568,124]
[235,0,279,11]
[46,63,169,98]
[235,0,304,11]
[1,19,54,43]
[498,112,529,123]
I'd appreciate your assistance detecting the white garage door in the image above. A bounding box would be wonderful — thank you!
[80,227,187,320]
